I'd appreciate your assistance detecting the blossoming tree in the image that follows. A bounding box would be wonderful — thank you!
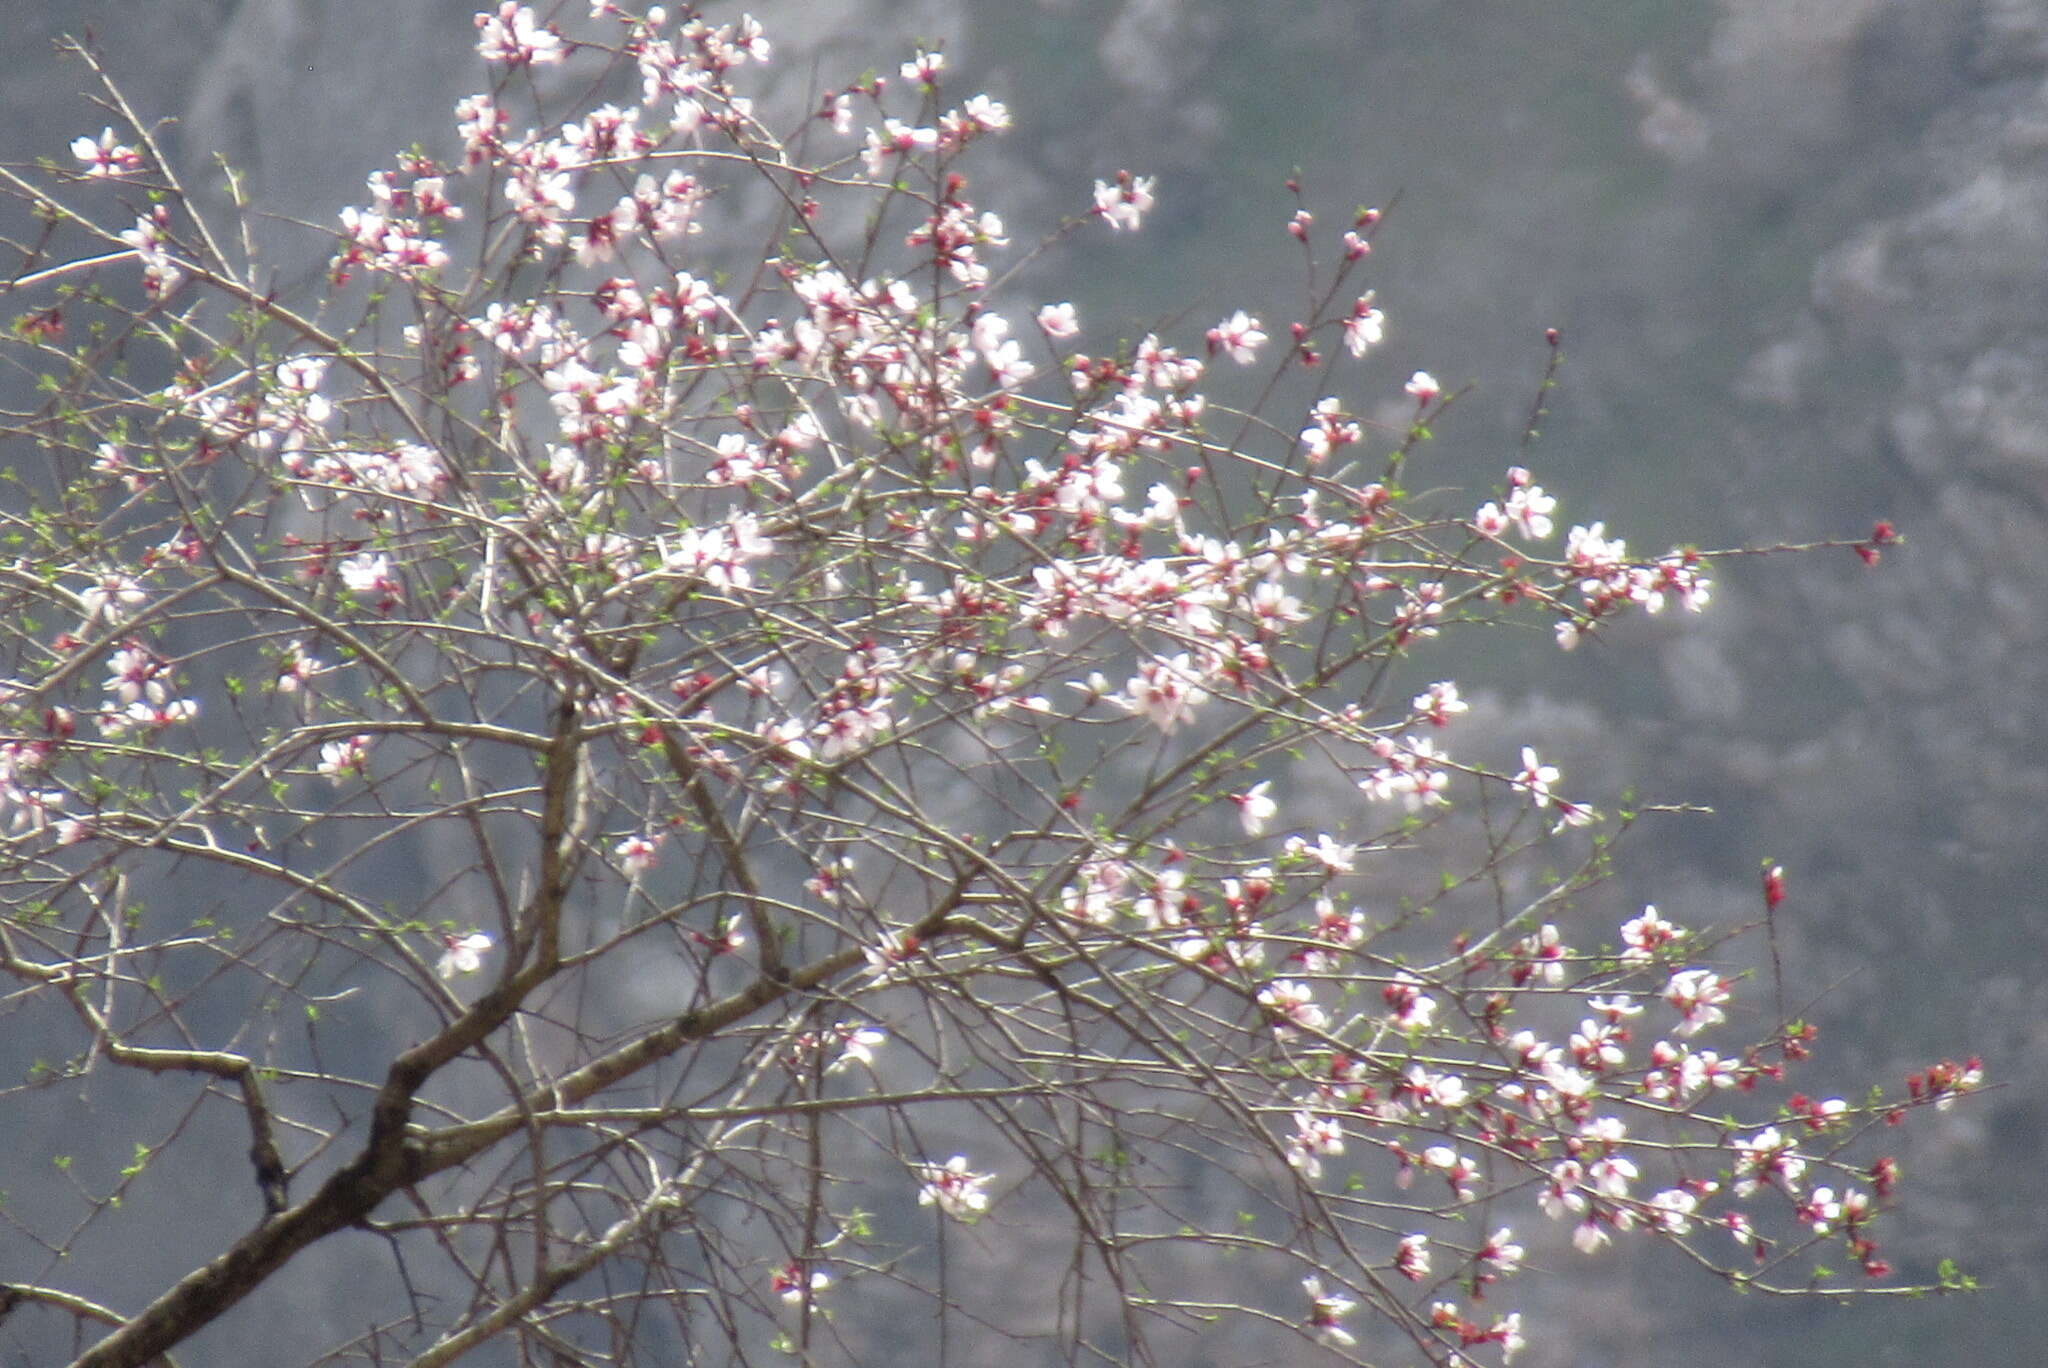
[0,5,1975,1365]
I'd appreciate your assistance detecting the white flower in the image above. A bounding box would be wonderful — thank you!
[1093,173,1156,232]
[71,127,142,177]
[1284,832,1357,873]
[1206,310,1267,365]
[1394,1233,1431,1281]
[476,3,565,66]
[317,734,373,783]
[1303,1276,1357,1347]
[827,1024,886,1073]
[1258,979,1327,1038]
[1286,1110,1345,1178]
[81,573,147,623]
[1118,654,1207,733]
[1511,746,1560,807]
[773,1261,831,1304]
[1664,968,1731,1036]
[338,552,397,598]
[915,1155,992,1222]
[1234,780,1277,836]
[614,832,663,878]
[1343,296,1385,357]
[1036,302,1080,339]
[436,931,493,980]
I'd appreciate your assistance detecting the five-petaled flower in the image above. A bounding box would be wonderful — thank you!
[1206,310,1268,365]
[71,127,143,178]
[915,1155,992,1222]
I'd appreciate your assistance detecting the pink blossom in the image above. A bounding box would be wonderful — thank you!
[1495,1312,1527,1362]
[1540,1160,1589,1221]
[826,1023,886,1073]
[81,573,146,623]
[941,95,1011,144]
[1663,968,1731,1036]
[1620,905,1686,964]
[1036,302,1080,339]
[1404,370,1441,405]
[1092,171,1156,233]
[914,1155,992,1222]
[338,552,400,599]
[1382,971,1437,1032]
[862,119,939,177]
[1286,1109,1345,1178]
[1797,1186,1844,1233]
[436,931,493,979]
[1520,923,1567,985]
[862,930,920,977]
[1732,1125,1807,1196]
[1232,780,1277,836]
[1206,310,1267,365]
[1511,746,1560,808]
[1119,654,1208,733]
[772,1261,831,1305]
[1505,477,1558,540]
[1360,734,1452,810]
[1418,1144,1479,1200]
[1481,1227,1524,1273]
[1643,551,1713,614]
[453,93,507,165]
[1411,680,1468,727]
[476,4,566,66]
[118,211,182,296]
[1648,1187,1702,1234]
[1297,396,1360,464]
[900,50,944,85]
[1342,294,1384,357]
[614,832,663,878]
[1407,1066,1468,1112]
[1283,833,1357,873]
[96,697,197,738]
[71,127,143,178]
[103,646,168,706]
[1308,896,1366,953]
[276,640,326,693]
[317,734,374,783]
[1302,1277,1357,1348]
[1258,979,1326,1038]
[1394,1233,1431,1281]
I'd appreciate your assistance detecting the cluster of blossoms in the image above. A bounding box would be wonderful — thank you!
[1263,901,1969,1307]
[0,737,65,840]
[0,8,1971,1367]
[116,206,183,297]
[94,642,197,739]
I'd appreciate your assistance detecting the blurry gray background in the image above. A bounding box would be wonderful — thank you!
[4,2,2045,1364]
